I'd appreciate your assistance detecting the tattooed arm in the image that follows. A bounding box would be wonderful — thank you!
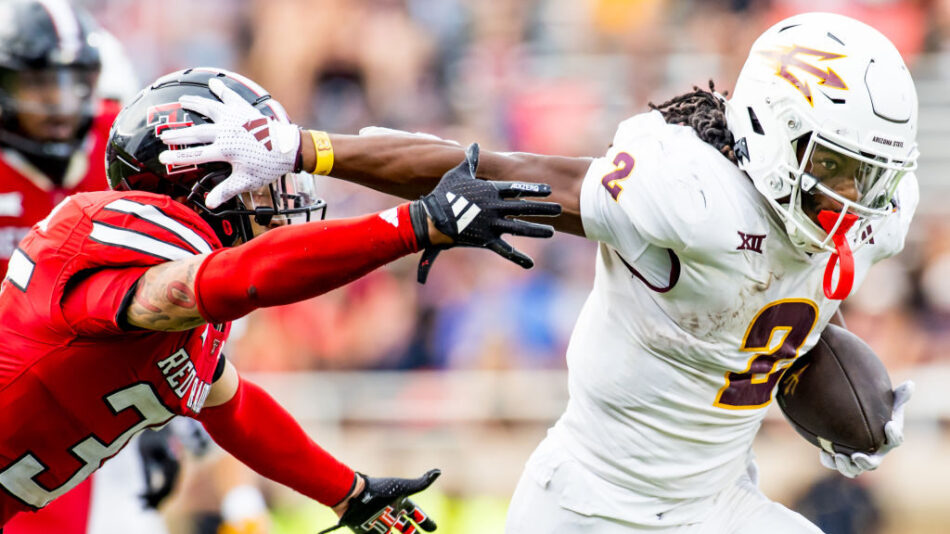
[126,255,207,332]
[124,200,450,332]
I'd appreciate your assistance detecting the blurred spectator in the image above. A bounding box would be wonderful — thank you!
[794,474,883,534]
[230,267,420,371]
[82,0,246,83]
[244,0,438,131]
[766,0,928,60]
[843,258,928,371]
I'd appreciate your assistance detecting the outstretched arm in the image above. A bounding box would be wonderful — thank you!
[158,77,590,236]
[126,203,434,331]
[199,360,358,507]
[127,148,559,331]
[304,131,592,236]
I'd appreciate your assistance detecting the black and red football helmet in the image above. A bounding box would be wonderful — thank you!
[105,67,326,245]
[0,0,101,162]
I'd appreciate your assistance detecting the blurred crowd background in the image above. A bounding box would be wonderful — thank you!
[74,0,950,533]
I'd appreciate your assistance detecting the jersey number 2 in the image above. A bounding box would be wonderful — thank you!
[0,383,174,509]
[714,299,819,410]
[600,152,635,200]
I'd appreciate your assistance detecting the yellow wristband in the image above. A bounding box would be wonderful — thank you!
[310,130,334,176]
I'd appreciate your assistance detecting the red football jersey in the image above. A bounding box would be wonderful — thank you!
[0,100,121,277]
[0,190,228,525]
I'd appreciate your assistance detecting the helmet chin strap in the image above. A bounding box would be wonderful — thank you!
[816,210,859,300]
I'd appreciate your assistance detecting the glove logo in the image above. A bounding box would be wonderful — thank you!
[445,192,481,232]
[242,117,274,151]
[379,207,400,228]
[362,505,399,532]
[147,103,197,175]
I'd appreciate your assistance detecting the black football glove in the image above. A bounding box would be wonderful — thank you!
[137,427,181,509]
[408,143,561,283]
[319,469,440,534]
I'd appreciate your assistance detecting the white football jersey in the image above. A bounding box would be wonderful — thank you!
[550,110,917,517]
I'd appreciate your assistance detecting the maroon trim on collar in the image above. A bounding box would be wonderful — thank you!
[615,249,681,293]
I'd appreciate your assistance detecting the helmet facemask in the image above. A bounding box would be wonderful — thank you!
[771,130,915,254]
[187,170,327,243]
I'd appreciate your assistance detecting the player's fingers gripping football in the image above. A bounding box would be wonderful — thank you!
[818,450,835,470]
[158,77,301,209]
[411,143,561,282]
[892,380,914,416]
[882,380,913,449]
[865,380,912,462]
[834,452,863,478]
[820,449,874,478]
[319,469,441,534]
[820,380,914,477]
[851,452,881,473]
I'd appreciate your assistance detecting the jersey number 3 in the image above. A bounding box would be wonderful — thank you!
[0,383,174,509]
[714,300,819,410]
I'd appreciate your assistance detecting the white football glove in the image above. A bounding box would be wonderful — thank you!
[819,380,913,478]
[158,77,301,209]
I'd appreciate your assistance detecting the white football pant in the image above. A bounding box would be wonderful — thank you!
[506,438,823,534]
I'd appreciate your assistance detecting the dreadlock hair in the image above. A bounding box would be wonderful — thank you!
[648,80,738,165]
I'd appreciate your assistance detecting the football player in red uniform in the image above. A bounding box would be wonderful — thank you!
[0,0,121,277]
[0,67,560,533]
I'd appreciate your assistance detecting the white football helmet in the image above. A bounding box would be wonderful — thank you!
[725,12,918,253]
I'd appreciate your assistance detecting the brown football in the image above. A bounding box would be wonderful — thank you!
[776,324,894,456]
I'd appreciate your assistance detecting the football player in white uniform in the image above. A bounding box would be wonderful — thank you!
[160,12,917,534]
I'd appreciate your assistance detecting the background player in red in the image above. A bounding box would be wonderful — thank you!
[0,1,136,532]
[0,67,559,533]
[0,0,120,276]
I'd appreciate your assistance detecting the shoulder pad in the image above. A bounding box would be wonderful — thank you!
[31,191,222,273]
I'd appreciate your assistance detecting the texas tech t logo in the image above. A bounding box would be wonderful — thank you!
[147,102,196,175]
[737,231,766,254]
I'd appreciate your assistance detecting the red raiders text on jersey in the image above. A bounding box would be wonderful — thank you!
[0,190,226,524]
